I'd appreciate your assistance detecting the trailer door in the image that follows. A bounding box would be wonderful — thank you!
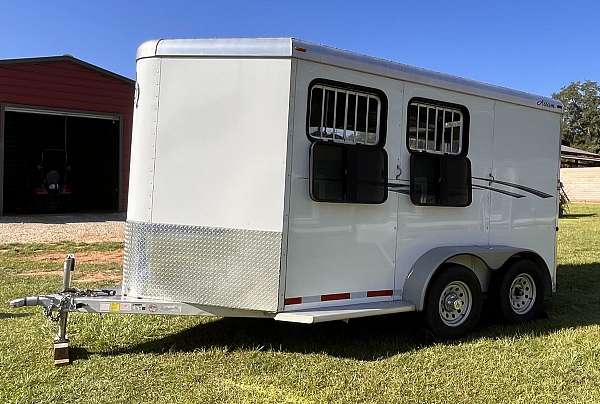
[283,61,401,308]
[394,85,495,294]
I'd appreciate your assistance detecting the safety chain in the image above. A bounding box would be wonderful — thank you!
[43,295,72,322]
[62,288,117,298]
[42,289,116,322]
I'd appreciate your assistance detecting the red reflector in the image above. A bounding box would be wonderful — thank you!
[321,293,351,301]
[367,289,393,297]
[295,47,307,52]
[284,297,302,305]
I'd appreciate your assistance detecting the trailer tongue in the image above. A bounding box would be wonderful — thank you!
[9,255,274,365]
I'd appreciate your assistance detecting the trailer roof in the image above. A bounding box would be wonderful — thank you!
[137,38,563,114]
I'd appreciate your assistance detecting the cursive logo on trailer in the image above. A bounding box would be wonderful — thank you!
[537,99,558,109]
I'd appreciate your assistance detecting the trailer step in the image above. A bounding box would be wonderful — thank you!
[274,300,416,324]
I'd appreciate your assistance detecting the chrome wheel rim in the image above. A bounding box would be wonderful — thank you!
[439,281,472,327]
[509,273,536,315]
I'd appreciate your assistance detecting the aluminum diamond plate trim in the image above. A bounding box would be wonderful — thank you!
[123,221,282,312]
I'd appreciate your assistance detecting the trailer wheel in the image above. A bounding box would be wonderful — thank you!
[424,265,483,339]
[497,259,544,323]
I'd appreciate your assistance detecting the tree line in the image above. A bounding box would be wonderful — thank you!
[553,80,600,153]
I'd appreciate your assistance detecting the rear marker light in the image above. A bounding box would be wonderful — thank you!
[286,289,395,306]
[284,297,302,305]
[321,293,351,301]
[367,289,393,297]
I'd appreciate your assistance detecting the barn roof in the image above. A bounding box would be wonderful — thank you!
[561,145,600,157]
[0,55,133,85]
[561,145,600,166]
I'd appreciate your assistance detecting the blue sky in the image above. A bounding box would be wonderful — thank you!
[1,1,597,97]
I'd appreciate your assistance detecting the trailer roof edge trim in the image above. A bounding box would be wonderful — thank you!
[136,38,562,114]
[137,38,293,60]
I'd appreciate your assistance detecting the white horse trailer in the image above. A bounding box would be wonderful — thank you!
[11,38,562,365]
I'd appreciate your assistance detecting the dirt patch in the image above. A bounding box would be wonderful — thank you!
[78,272,121,283]
[18,270,121,284]
[0,213,125,243]
[31,250,123,264]
[19,270,63,277]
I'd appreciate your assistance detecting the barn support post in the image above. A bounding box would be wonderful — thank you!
[0,105,5,216]
[117,114,123,212]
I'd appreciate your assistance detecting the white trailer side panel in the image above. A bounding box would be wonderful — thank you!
[489,103,560,285]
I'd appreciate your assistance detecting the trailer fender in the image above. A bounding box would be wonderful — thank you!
[402,245,547,311]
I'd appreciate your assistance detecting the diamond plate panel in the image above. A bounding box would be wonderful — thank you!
[123,221,282,312]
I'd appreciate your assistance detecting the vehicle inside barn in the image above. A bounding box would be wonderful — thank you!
[2,110,120,213]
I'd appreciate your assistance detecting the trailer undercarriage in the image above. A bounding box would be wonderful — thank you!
[9,255,416,365]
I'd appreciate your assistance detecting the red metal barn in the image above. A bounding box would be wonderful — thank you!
[0,56,134,214]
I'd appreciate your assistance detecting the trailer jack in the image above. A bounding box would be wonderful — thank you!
[9,255,115,365]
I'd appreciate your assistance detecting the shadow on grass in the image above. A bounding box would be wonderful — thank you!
[72,263,600,362]
[560,213,597,219]
[0,312,32,319]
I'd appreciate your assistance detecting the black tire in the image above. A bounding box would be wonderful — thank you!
[497,259,545,323]
[424,265,483,339]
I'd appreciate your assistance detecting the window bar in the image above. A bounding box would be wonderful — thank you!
[451,111,457,153]
[375,98,381,144]
[320,86,325,139]
[354,93,358,143]
[416,103,420,149]
[365,96,370,135]
[434,107,438,152]
[450,111,454,150]
[457,111,463,153]
[343,92,349,143]
[425,107,429,151]
[441,108,447,153]
[332,91,338,139]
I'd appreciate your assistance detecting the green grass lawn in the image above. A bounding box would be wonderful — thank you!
[1,205,600,403]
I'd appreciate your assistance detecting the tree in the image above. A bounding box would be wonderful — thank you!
[553,80,600,153]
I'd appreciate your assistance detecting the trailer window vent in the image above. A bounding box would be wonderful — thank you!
[407,101,465,155]
[308,84,382,146]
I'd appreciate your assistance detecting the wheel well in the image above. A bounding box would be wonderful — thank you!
[444,254,491,293]
[423,260,486,312]
[426,251,552,303]
[495,252,553,299]
[405,246,552,311]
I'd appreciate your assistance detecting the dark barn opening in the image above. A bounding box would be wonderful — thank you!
[3,110,120,213]
[0,55,135,215]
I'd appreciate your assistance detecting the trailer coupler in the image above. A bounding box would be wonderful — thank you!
[9,254,115,365]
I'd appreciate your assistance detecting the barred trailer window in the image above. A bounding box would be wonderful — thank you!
[308,84,381,145]
[407,102,464,154]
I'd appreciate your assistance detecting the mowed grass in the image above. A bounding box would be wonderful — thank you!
[1,205,600,403]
